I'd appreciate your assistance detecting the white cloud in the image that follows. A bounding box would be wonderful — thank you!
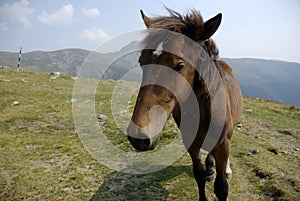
[0,22,8,31]
[82,8,100,19]
[83,27,110,41]
[38,4,74,25]
[0,0,33,27]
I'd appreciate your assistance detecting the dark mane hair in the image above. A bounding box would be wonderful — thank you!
[147,7,204,37]
[142,7,219,59]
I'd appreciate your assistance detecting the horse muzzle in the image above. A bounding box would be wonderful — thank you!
[127,133,160,151]
[127,121,161,151]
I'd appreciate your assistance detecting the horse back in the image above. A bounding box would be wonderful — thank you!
[216,60,244,125]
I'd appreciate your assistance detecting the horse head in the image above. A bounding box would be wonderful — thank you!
[127,9,222,151]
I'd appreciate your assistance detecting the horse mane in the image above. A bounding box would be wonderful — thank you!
[147,7,203,35]
[204,39,219,61]
[142,7,220,60]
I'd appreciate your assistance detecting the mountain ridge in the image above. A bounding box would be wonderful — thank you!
[1,48,299,106]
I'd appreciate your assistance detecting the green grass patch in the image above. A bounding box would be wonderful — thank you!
[0,69,299,200]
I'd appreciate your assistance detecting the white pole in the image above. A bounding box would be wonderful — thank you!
[17,47,22,72]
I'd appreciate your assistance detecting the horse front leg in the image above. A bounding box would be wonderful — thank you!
[188,148,207,201]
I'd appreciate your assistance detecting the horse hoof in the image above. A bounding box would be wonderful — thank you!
[206,173,214,182]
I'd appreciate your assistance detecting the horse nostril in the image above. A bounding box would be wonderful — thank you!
[142,138,150,150]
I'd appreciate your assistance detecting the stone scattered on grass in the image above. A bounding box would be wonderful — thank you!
[50,72,61,75]
[245,148,259,155]
[279,150,289,155]
[13,101,20,106]
[237,123,243,128]
[83,100,91,104]
[236,123,244,131]
[119,110,127,115]
[49,72,61,80]
[245,109,253,112]
[0,78,10,82]
[66,99,77,103]
[96,114,108,125]
[71,77,78,80]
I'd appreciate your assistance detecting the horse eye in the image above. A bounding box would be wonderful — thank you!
[174,62,185,71]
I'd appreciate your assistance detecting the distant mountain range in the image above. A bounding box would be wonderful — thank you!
[223,58,300,106]
[1,44,299,106]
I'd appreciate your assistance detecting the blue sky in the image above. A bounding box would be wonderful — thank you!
[0,0,299,63]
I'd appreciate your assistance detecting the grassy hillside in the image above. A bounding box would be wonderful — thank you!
[0,69,299,201]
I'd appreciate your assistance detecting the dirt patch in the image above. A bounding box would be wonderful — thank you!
[277,130,293,136]
[253,168,272,180]
[10,119,50,132]
[288,179,300,193]
[267,148,279,155]
[249,121,300,156]
[10,117,66,134]
[264,186,284,200]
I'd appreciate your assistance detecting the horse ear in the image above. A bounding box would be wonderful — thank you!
[140,10,152,28]
[199,13,222,41]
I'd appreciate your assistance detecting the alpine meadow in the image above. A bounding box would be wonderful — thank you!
[0,69,299,200]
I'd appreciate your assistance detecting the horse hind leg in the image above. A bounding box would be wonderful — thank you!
[225,158,232,179]
[205,153,232,181]
[205,152,215,182]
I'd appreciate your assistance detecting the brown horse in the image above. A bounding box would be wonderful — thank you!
[127,8,243,201]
